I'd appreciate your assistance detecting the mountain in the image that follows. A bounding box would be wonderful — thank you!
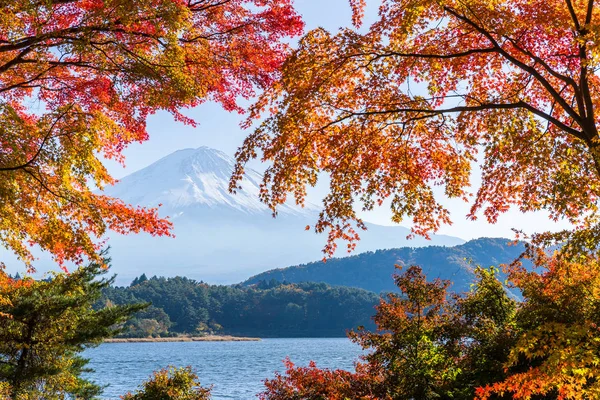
[243,237,529,295]
[104,147,316,218]
[81,147,465,284]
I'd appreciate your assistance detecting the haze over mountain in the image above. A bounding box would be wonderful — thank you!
[5,147,464,284]
[99,146,465,284]
[244,237,529,295]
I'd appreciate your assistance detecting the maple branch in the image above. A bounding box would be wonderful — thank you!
[181,22,253,42]
[23,167,80,206]
[0,66,59,93]
[573,17,597,141]
[503,37,581,99]
[189,0,232,13]
[0,106,73,172]
[501,36,588,126]
[586,0,594,25]
[0,47,34,74]
[542,84,571,136]
[0,22,161,54]
[365,47,497,60]
[580,1,597,142]
[565,0,582,30]
[444,6,584,129]
[320,102,586,142]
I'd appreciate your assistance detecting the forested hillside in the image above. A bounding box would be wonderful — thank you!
[100,277,380,338]
[245,238,528,294]
[99,238,529,338]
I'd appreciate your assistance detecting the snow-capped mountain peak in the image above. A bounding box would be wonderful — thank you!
[103,146,317,217]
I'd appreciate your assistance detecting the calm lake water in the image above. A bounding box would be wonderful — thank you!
[84,338,362,399]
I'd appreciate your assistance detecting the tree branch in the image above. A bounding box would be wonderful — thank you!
[0,105,73,172]
[319,101,586,142]
[565,0,582,30]
[586,0,594,25]
[362,46,497,61]
[444,6,584,129]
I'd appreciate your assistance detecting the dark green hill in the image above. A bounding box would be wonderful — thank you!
[101,278,380,338]
[244,238,528,294]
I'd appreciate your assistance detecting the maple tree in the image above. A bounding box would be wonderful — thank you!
[261,265,518,400]
[477,252,600,400]
[261,359,382,400]
[232,0,600,254]
[0,0,302,268]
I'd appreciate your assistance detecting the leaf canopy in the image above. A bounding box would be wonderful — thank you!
[233,0,600,253]
[0,0,303,268]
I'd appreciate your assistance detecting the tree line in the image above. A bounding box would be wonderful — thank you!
[245,237,529,295]
[100,274,380,338]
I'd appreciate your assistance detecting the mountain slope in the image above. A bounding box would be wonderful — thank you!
[243,237,528,294]
[106,147,317,217]
[94,147,465,284]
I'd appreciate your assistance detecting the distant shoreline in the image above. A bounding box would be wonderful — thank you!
[104,335,261,343]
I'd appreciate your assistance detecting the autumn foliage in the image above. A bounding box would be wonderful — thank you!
[122,366,211,400]
[233,0,600,254]
[5,0,600,398]
[237,2,600,397]
[0,0,302,268]
[261,359,381,400]
[478,253,600,399]
[262,253,600,400]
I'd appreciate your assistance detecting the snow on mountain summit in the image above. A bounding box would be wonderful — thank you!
[104,146,317,217]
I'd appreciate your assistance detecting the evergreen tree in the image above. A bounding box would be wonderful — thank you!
[137,274,149,285]
[0,258,145,399]
[131,274,149,287]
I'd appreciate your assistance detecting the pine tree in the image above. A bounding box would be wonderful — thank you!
[0,257,145,398]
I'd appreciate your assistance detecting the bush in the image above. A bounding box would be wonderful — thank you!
[122,367,211,400]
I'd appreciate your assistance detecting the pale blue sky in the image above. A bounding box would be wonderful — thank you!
[104,0,571,241]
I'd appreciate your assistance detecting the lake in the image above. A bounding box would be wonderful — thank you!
[84,338,362,399]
